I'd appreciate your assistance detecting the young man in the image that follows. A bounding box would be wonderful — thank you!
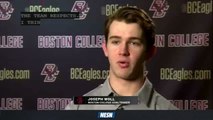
[66,7,177,110]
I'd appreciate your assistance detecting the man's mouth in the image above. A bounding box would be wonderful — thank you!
[117,61,129,68]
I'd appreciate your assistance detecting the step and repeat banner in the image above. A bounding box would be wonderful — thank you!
[0,0,212,110]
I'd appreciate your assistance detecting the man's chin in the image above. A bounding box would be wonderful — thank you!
[116,73,136,81]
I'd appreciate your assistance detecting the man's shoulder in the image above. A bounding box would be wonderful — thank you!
[153,91,178,110]
[84,84,104,96]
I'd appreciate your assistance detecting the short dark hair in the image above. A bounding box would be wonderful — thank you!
[104,7,155,51]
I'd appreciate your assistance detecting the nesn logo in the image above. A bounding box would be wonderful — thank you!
[98,112,115,118]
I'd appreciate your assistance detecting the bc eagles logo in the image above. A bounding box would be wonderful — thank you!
[41,64,59,82]
[0,1,14,20]
[71,1,90,20]
[149,0,169,18]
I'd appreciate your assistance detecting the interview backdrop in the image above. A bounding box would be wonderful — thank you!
[0,0,212,110]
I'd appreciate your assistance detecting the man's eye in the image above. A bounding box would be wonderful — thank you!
[111,40,120,45]
[130,41,141,46]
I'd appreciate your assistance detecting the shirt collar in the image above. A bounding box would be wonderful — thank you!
[101,77,153,106]
[136,77,154,107]
[100,76,114,96]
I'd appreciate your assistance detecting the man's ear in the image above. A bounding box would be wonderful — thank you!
[102,40,108,57]
[145,46,157,61]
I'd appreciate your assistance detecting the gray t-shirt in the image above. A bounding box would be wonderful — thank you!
[65,77,178,110]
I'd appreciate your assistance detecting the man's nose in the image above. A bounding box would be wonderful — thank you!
[119,43,130,56]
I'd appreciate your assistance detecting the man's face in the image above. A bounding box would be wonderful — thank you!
[103,20,148,80]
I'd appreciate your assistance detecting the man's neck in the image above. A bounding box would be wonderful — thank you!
[109,75,145,96]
